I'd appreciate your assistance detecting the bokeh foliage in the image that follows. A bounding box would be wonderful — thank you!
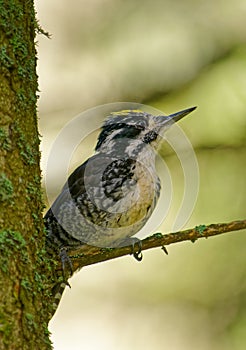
[37,0,246,349]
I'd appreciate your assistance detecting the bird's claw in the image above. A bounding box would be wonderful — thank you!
[59,247,74,280]
[113,237,144,261]
[130,238,143,261]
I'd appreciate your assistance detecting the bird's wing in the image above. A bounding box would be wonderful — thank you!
[45,153,137,222]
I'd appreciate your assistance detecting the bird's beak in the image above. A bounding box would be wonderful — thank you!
[156,106,197,128]
[168,106,197,123]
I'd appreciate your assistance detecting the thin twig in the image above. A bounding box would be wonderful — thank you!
[61,219,246,272]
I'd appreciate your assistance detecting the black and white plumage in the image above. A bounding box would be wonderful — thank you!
[45,107,196,305]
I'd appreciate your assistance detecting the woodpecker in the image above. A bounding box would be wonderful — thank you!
[45,107,196,304]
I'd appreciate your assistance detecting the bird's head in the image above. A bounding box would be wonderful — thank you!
[95,107,196,156]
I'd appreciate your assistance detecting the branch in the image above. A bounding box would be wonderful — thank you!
[60,219,246,273]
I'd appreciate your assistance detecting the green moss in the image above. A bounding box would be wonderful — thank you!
[152,232,163,239]
[25,313,37,330]
[20,143,35,165]
[16,57,36,82]
[15,125,37,166]
[0,259,8,273]
[0,0,38,113]
[32,213,38,220]
[195,225,207,235]
[0,0,24,31]
[37,247,53,273]
[27,182,39,197]
[0,230,26,248]
[34,271,45,292]
[21,278,32,291]
[10,35,28,57]
[0,230,28,269]
[16,86,37,111]
[0,127,11,150]
[71,253,85,259]
[42,323,52,346]
[16,89,26,103]
[34,17,51,38]
[0,1,35,81]
[26,177,45,213]
[43,324,51,337]
[0,173,13,202]
[0,46,14,68]
[34,271,42,284]
[100,247,113,253]
[0,230,19,272]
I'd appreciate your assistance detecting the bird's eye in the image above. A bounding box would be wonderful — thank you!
[143,130,158,143]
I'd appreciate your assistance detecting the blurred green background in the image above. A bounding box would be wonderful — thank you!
[36,0,246,349]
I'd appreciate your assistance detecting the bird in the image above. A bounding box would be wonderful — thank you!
[44,106,196,306]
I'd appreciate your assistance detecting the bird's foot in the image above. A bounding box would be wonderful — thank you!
[59,247,73,285]
[118,237,143,261]
[132,238,143,261]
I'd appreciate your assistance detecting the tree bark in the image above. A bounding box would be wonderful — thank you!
[0,1,52,349]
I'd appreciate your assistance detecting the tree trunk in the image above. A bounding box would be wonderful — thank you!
[1,2,246,349]
[0,1,53,348]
